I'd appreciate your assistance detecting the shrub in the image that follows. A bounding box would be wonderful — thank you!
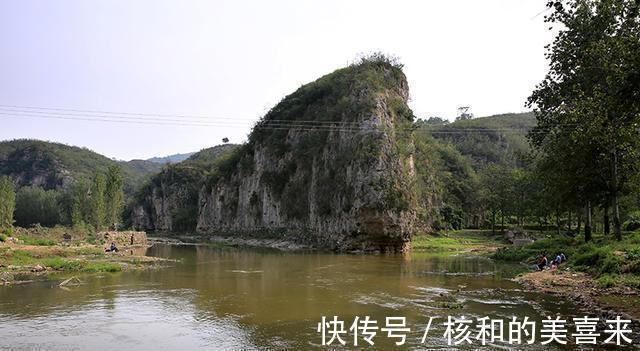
[623,211,640,231]
[83,262,122,273]
[0,233,6,242]
[596,274,617,288]
[42,257,84,270]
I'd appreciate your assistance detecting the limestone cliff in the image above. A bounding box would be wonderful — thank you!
[130,144,238,232]
[196,58,419,251]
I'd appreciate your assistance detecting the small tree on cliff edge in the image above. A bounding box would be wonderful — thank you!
[0,176,16,230]
[528,0,640,241]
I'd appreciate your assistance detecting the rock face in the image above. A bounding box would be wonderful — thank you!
[195,59,419,251]
[131,164,209,232]
[131,59,422,251]
[130,145,239,232]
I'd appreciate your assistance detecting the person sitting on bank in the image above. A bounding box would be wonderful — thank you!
[105,242,119,253]
[537,255,548,271]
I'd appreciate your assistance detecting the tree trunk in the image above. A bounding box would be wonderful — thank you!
[501,211,505,233]
[556,207,561,236]
[611,148,622,241]
[568,211,572,233]
[491,210,496,235]
[604,204,610,236]
[585,202,592,243]
[577,214,582,234]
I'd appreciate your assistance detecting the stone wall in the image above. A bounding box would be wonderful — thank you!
[98,231,147,247]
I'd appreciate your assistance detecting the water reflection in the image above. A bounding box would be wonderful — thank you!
[0,244,616,350]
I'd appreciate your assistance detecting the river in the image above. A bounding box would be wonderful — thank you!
[0,244,621,350]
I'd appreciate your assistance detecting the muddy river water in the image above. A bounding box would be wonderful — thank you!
[0,244,627,350]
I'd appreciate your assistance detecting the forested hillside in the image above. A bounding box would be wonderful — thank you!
[424,112,535,168]
[0,139,161,194]
[412,112,536,230]
[0,139,162,230]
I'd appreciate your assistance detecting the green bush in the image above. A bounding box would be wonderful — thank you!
[83,262,122,273]
[42,257,84,270]
[491,236,575,263]
[596,274,617,288]
[0,233,6,242]
[623,211,640,231]
[492,246,532,262]
[571,245,620,274]
[626,247,640,260]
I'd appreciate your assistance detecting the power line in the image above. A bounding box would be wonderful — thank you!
[1,104,600,135]
[0,104,363,125]
[1,112,567,135]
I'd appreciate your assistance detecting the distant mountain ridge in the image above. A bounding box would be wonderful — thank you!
[146,152,195,164]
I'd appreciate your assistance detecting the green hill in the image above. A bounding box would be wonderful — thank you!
[416,112,535,169]
[0,139,161,195]
[412,112,536,228]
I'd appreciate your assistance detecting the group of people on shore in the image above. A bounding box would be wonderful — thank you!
[536,253,566,271]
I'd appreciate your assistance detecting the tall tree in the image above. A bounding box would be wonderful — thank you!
[105,165,124,230]
[70,179,91,227]
[0,176,15,230]
[528,0,640,241]
[90,172,107,231]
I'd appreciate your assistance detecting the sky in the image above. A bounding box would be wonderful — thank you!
[0,0,554,160]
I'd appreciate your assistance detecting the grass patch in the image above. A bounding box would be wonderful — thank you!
[41,257,84,271]
[413,230,502,252]
[83,262,122,273]
[7,249,35,265]
[0,245,122,274]
[17,235,56,246]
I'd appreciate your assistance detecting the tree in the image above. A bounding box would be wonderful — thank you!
[69,179,91,227]
[479,164,515,234]
[528,0,640,241]
[14,187,60,227]
[105,165,124,230]
[0,176,15,230]
[90,172,107,231]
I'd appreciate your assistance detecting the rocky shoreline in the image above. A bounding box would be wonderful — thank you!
[0,237,174,286]
[514,269,640,330]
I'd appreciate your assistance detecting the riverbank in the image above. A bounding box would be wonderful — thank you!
[412,230,505,253]
[515,269,640,322]
[0,227,172,286]
[492,231,640,320]
[150,229,506,254]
